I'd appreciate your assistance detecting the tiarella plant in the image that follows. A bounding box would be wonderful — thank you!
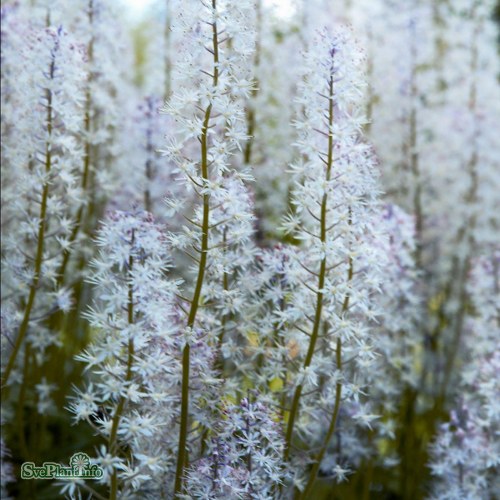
[66,210,183,498]
[1,21,86,397]
[159,0,256,495]
[184,395,288,499]
[238,0,301,241]
[276,28,388,495]
[1,1,499,499]
[429,251,500,500]
[115,96,173,215]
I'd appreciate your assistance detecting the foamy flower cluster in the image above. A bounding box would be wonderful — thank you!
[273,28,388,493]
[1,1,498,499]
[185,396,288,499]
[158,0,257,494]
[429,251,500,499]
[112,96,175,216]
[373,205,421,390]
[67,211,182,497]
[0,437,14,499]
[1,20,86,391]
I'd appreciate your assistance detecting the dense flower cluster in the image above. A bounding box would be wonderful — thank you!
[2,20,87,392]
[0,437,14,499]
[277,28,388,494]
[67,210,181,496]
[185,396,288,499]
[1,0,498,499]
[429,252,500,500]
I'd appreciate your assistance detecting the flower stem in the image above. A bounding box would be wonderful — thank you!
[109,237,135,500]
[173,2,219,495]
[243,0,261,166]
[144,99,154,212]
[299,251,353,498]
[284,71,335,462]
[57,0,94,286]
[408,21,423,268]
[300,338,342,499]
[164,0,172,101]
[2,51,55,388]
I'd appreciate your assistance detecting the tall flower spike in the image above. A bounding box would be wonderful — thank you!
[280,27,385,495]
[184,394,288,499]
[66,210,183,498]
[235,244,298,391]
[242,2,303,241]
[333,204,422,483]
[160,0,255,495]
[54,0,137,284]
[428,250,500,500]
[112,95,175,217]
[1,24,86,388]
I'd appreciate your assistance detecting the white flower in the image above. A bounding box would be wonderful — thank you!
[332,464,352,483]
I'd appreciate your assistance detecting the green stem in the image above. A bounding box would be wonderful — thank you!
[173,2,219,495]
[57,0,94,286]
[16,343,31,459]
[2,52,55,388]
[29,347,41,463]
[284,71,335,462]
[144,101,154,212]
[109,241,135,500]
[164,0,172,101]
[408,34,422,268]
[243,0,261,166]
[300,338,342,499]
[361,432,375,500]
[299,251,353,499]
